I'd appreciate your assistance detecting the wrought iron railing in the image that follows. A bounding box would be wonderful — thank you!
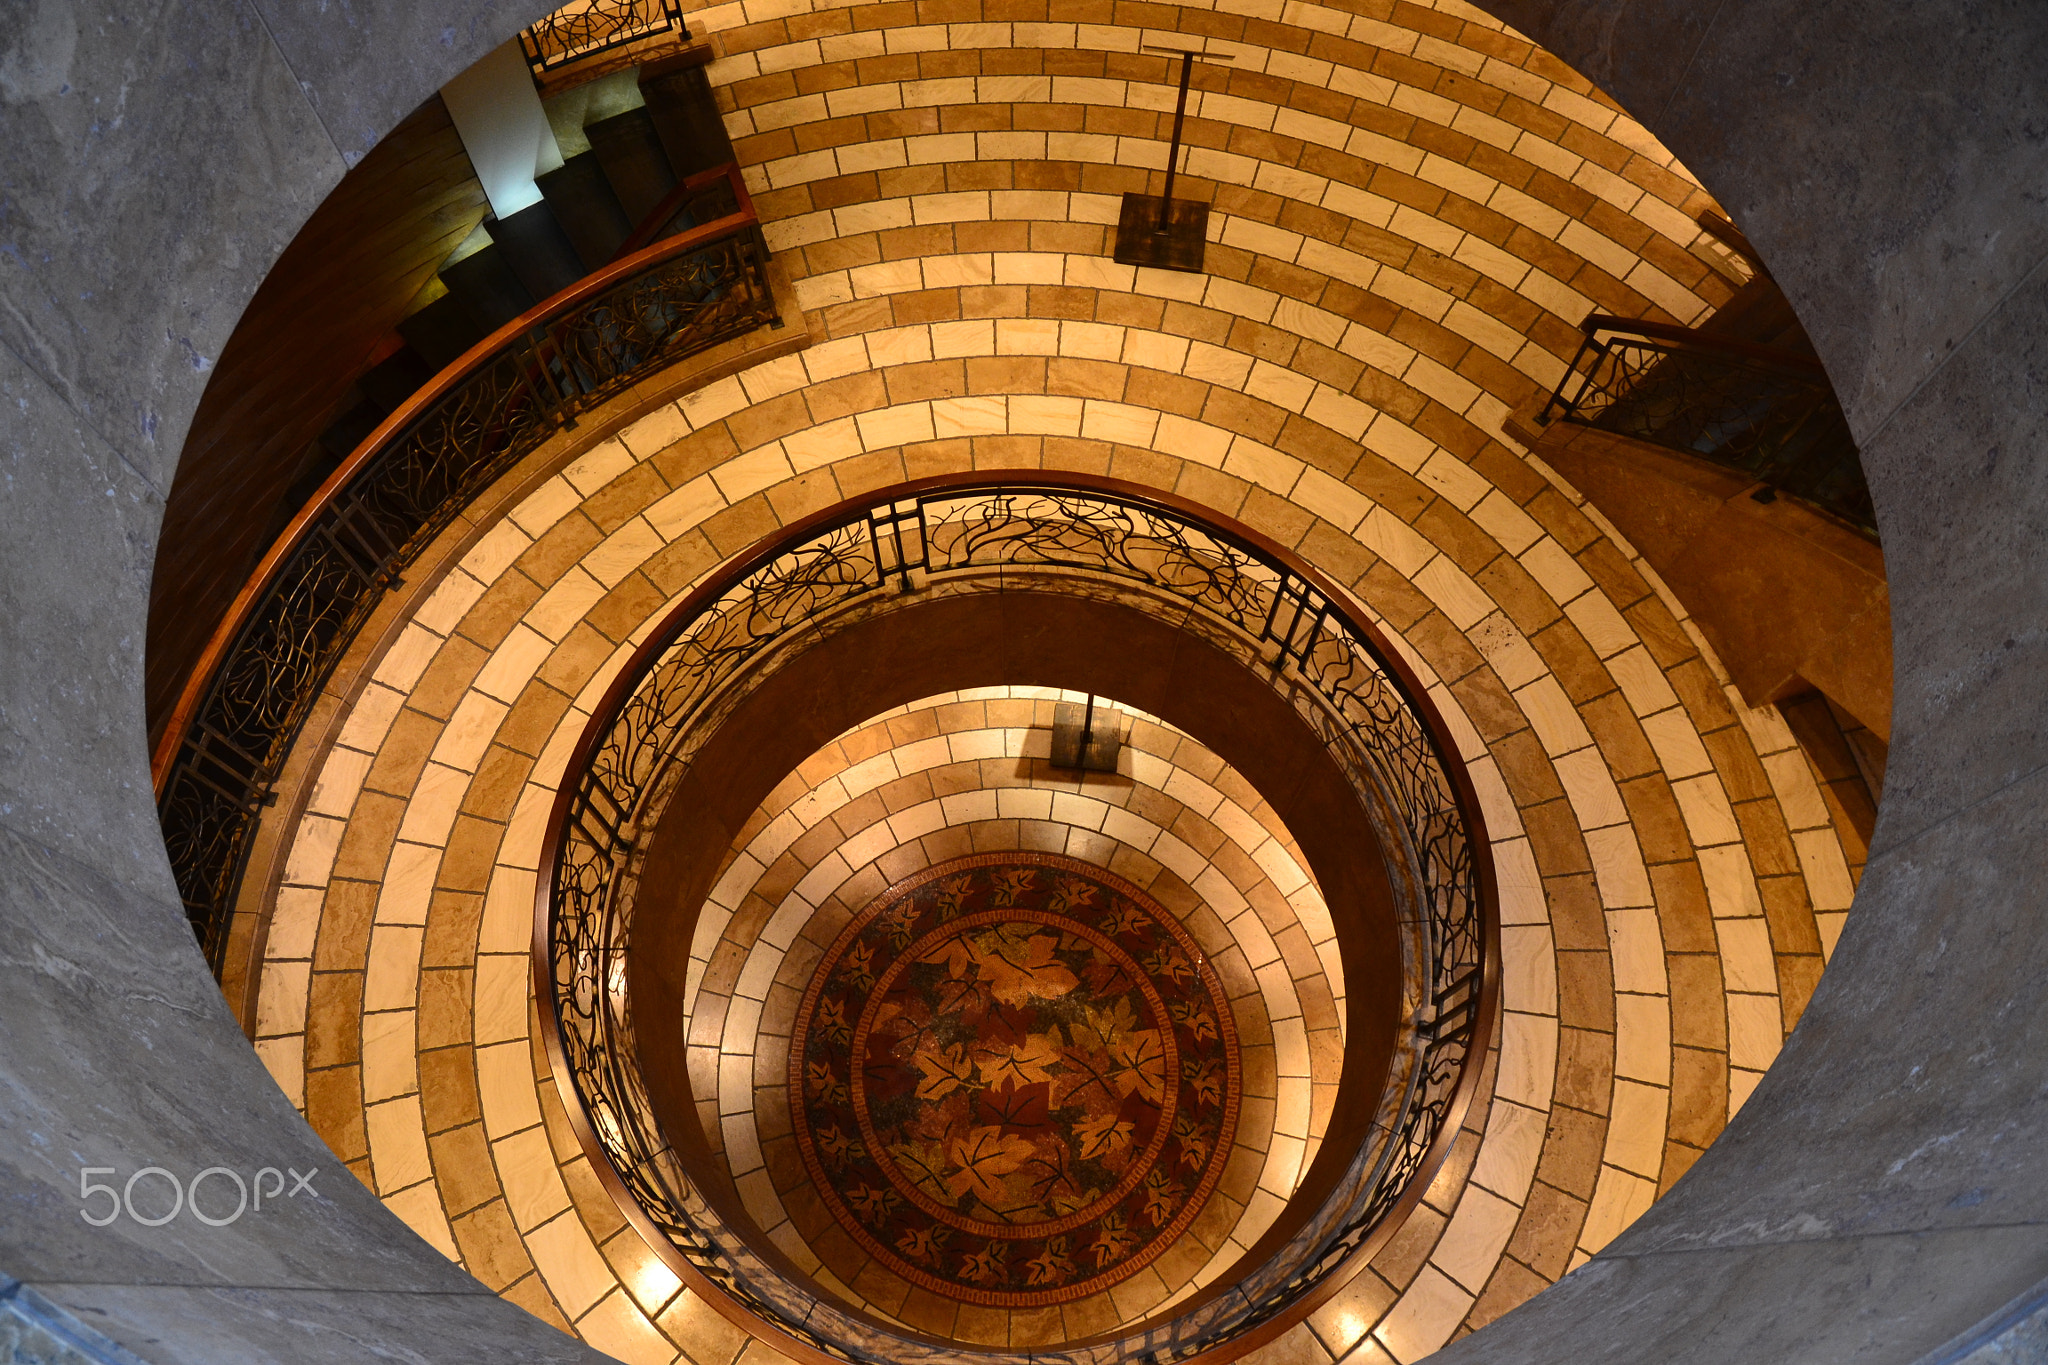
[154,164,776,975]
[519,0,689,74]
[539,481,1499,1365]
[1541,314,1874,535]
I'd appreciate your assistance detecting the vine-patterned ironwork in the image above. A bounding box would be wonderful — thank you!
[1541,314,1873,535]
[520,0,688,73]
[544,483,1495,1365]
[158,200,777,975]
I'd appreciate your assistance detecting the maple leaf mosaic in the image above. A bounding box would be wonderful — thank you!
[790,852,1241,1307]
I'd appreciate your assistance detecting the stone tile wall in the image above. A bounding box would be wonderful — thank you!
[230,0,1858,1360]
[685,690,1340,1341]
[240,412,1848,1362]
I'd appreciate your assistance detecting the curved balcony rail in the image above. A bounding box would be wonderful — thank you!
[538,479,1500,1365]
[520,0,689,74]
[1541,313,1874,536]
[153,163,776,976]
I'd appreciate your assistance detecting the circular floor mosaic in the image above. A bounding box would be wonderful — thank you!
[790,851,1241,1307]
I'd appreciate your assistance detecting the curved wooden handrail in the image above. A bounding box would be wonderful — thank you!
[151,163,757,793]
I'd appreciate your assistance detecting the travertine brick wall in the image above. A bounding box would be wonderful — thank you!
[244,425,1844,1362]
[686,690,1346,1340]
[232,0,1861,1361]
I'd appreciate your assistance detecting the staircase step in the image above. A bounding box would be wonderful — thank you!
[586,106,678,221]
[640,60,734,177]
[440,241,537,331]
[317,398,384,460]
[399,293,491,372]
[539,152,634,270]
[357,346,435,416]
[489,200,587,303]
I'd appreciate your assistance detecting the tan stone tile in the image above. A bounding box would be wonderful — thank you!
[304,1064,368,1162]
[314,880,378,971]
[419,1046,481,1134]
[563,1156,630,1244]
[306,971,364,1068]
[1465,1254,1549,1331]
[896,1288,960,1338]
[417,967,474,1050]
[971,1301,1045,1349]
[1504,1181,1585,1283]
[427,1121,498,1217]
[329,792,404,881]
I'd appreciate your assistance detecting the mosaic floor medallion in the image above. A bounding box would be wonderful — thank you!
[790,852,1241,1307]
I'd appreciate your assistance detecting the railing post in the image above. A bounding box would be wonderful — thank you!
[1540,327,1604,423]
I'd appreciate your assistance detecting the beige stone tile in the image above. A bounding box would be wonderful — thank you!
[381,1179,459,1261]
[360,1010,418,1103]
[597,1230,682,1320]
[1469,1097,1545,1203]
[852,402,934,449]
[1430,1184,1522,1294]
[1793,827,1858,912]
[1613,992,1673,1085]
[1555,749,1629,829]
[1698,843,1765,919]
[1727,990,1785,1073]
[1604,906,1668,994]
[256,960,311,1038]
[365,1096,432,1194]
[930,393,1008,438]
[526,1209,618,1319]
[283,814,347,888]
[476,1041,544,1136]
[1577,1167,1656,1255]
[305,744,375,821]
[643,476,727,542]
[576,1289,677,1365]
[1498,925,1557,1016]
[1671,774,1741,846]
[709,447,794,505]
[393,762,468,847]
[371,623,444,695]
[479,865,538,955]
[1079,399,1159,446]
[1519,537,1597,604]
[1729,1065,1766,1116]
[473,953,529,1047]
[254,1035,305,1111]
[1640,706,1715,778]
[496,1125,572,1232]
[1514,676,1592,756]
[1373,1265,1474,1363]
[1359,506,1435,577]
[433,691,509,774]
[362,925,425,1010]
[456,517,533,586]
[372,842,439,928]
[1584,826,1654,909]
[581,517,666,590]
[1604,1079,1671,1180]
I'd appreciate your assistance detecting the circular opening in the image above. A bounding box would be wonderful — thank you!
[538,477,1497,1363]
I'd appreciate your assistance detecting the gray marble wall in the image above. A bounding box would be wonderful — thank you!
[2,0,2045,1361]
[0,0,615,1360]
